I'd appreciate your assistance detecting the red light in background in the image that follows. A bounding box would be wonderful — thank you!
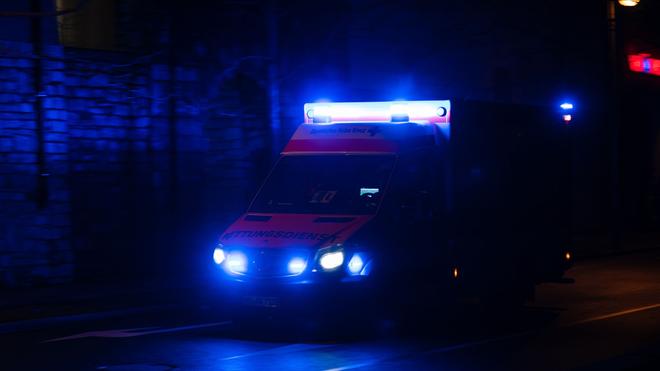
[628,53,660,77]
[628,54,645,72]
[654,60,660,76]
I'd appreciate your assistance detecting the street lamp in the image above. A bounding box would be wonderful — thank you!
[618,0,639,6]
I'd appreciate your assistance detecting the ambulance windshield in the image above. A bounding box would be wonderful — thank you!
[250,154,395,215]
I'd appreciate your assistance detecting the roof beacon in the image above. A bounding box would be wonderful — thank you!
[303,100,451,126]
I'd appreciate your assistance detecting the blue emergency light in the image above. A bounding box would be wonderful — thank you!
[303,100,451,126]
[287,257,307,275]
[390,104,410,122]
[560,102,574,124]
[226,251,248,273]
[347,253,365,275]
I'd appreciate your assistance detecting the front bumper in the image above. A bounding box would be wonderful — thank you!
[212,245,376,309]
[216,271,374,312]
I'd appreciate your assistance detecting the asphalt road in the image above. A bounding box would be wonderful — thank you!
[2,250,660,371]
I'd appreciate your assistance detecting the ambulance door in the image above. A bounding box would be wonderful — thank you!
[384,147,445,275]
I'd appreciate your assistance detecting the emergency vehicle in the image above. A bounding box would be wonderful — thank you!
[213,100,573,309]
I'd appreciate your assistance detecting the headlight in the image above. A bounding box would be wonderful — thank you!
[287,257,307,275]
[226,251,248,273]
[213,247,225,265]
[319,250,344,271]
[347,253,364,275]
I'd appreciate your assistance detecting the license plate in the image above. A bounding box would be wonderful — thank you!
[242,295,280,308]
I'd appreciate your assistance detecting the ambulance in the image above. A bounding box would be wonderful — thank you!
[213,100,573,309]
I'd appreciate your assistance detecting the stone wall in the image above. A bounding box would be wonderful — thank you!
[0,42,72,286]
[0,40,270,287]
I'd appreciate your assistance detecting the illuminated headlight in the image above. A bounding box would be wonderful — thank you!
[287,257,307,275]
[347,253,364,275]
[226,251,248,273]
[213,247,226,265]
[319,250,344,271]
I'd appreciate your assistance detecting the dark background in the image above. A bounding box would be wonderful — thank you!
[0,0,658,288]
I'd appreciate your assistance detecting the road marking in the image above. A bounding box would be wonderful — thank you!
[565,303,660,326]
[323,349,410,371]
[325,360,382,371]
[426,331,530,354]
[325,303,660,370]
[222,343,335,361]
[324,331,533,371]
[43,321,231,343]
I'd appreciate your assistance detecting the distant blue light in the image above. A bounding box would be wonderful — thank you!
[347,253,365,275]
[643,59,652,72]
[560,102,574,110]
[226,251,247,273]
[288,257,307,275]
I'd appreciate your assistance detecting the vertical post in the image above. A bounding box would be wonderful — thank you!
[267,0,281,159]
[607,0,621,250]
[168,17,178,211]
[31,0,48,209]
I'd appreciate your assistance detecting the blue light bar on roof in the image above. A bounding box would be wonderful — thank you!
[390,104,409,122]
[303,100,451,125]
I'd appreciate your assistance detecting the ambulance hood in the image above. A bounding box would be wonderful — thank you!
[219,213,373,249]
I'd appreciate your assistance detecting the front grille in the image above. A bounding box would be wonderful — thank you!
[243,248,310,278]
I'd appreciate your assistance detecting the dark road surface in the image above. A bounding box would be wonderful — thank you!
[2,251,660,370]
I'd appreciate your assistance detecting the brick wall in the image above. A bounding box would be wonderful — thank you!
[0,41,72,286]
[0,41,270,287]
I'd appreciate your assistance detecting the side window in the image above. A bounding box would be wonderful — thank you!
[389,149,441,223]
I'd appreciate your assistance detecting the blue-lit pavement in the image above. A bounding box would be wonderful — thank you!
[2,251,660,370]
